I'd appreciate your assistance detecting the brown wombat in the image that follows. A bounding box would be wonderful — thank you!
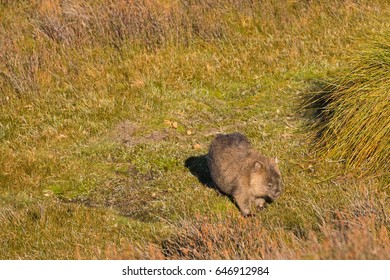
[207,132,282,216]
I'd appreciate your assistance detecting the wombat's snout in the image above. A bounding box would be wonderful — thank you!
[269,188,282,202]
[265,191,282,204]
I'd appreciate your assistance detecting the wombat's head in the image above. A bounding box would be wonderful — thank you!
[249,157,282,202]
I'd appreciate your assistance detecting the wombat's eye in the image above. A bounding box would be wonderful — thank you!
[267,183,273,188]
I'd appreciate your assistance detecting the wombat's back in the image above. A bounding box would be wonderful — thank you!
[207,133,252,194]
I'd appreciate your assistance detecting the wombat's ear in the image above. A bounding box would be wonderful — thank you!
[254,161,263,171]
[275,157,279,165]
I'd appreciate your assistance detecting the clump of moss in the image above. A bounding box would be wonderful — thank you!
[307,35,389,176]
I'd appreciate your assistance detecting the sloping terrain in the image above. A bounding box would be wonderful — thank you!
[0,0,389,259]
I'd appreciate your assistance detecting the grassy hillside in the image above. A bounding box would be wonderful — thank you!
[0,0,389,259]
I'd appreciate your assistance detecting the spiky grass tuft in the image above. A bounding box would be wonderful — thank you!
[307,35,390,176]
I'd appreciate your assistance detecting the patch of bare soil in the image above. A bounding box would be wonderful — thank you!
[110,120,170,146]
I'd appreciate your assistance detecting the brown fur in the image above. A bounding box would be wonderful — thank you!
[207,132,282,216]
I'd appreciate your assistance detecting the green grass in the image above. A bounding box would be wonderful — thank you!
[0,0,389,259]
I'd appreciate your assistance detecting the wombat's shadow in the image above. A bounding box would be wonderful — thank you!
[301,79,338,141]
[184,154,216,189]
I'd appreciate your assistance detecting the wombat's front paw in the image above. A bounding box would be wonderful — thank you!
[256,205,267,210]
[243,213,255,218]
[255,197,267,210]
[240,208,251,217]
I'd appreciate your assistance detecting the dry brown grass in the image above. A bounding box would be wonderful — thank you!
[29,0,390,50]
[33,0,230,48]
[96,208,389,260]
[162,209,389,260]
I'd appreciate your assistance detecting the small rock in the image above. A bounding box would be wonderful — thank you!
[193,143,202,150]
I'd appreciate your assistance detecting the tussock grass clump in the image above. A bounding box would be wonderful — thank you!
[307,36,390,176]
